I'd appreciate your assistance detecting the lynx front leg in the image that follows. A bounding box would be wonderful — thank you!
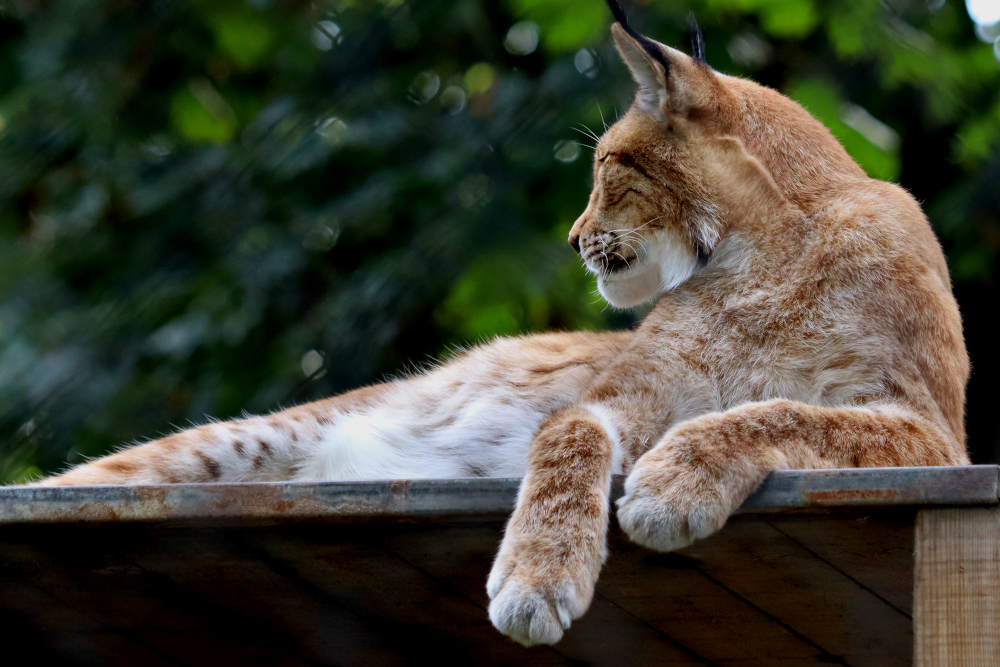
[617,399,968,552]
[486,405,619,646]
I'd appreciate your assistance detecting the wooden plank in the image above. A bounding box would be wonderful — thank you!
[381,523,707,664]
[1,496,986,664]
[383,516,912,665]
[679,515,913,666]
[914,508,1000,666]
[0,512,918,665]
[244,523,571,665]
[597,532,833,664]
[0,575,177,666]
[764,510,915,614]
[0,525,319,665]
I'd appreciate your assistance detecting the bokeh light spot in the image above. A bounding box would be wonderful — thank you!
[504,21,540,56]
[553,140,580,163]
[302,224,340,252]
[408,71,440,104]
[967,0,1000,26]
[312,20,341,51]
[573,49,599,78]
[464,63,496,95]
[300,350,325,377]
[315,116,348,146]
[728,32,773,68]
[440,85,467,114]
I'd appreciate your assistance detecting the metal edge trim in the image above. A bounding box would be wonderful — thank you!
[0,466,996,524]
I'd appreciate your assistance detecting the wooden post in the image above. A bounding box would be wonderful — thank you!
[914,508,1000,666]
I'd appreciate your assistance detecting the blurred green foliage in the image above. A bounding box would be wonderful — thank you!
[1,0,998,482]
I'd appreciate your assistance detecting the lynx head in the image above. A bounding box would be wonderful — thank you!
[569,5,864,308]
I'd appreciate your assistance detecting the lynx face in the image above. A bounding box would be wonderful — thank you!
[569,24,747,309]
[570,110,723,308]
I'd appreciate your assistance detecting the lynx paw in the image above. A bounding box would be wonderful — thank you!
[616,452,732,552]
[486,546,593,646]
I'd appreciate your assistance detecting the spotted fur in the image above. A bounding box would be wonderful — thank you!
[32,17,968,649]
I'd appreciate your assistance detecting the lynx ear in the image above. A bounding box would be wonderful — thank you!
[611,23,669,116]
[608,2,712,120]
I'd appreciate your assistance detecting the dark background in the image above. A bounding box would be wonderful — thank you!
[1,0,998,482]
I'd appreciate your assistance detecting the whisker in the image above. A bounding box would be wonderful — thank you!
[613,234,638,251]
[618,230,649,246]
[611,251,633,270]
[620,241,643,262]
[573,123,601,144]
[603,215,665,238]
[617,239,640,257]
[571,128,601,150]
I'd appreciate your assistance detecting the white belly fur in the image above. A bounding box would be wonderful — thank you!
[294,380,546,481]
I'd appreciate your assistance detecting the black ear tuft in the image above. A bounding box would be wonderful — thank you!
[605,0,632,28]
[606,0,671,75]
[688,12,707,64]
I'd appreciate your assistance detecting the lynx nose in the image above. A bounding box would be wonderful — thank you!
[568,209,591,255]
[568,231,581,254]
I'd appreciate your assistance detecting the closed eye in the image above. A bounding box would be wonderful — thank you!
[609,152,654,182]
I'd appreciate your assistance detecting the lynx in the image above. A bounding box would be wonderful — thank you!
[32,5,968,647]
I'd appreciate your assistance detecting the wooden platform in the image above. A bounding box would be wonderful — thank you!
[1,467,997,665]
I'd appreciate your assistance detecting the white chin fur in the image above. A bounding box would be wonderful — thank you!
[596,229,699,308]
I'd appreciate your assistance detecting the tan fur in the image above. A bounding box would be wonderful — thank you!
[31,20,968,648]
[488,23,967,645]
